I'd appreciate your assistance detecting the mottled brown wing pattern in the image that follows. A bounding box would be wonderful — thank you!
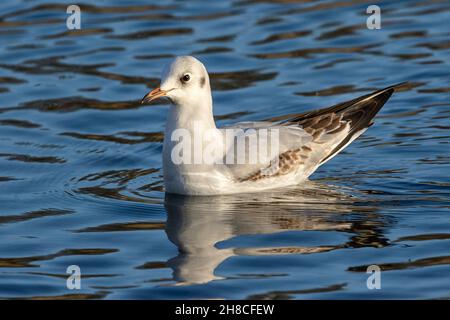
[298,112,346,143]
[238,115,348,182]
[238,146,312,182]
[237,84,403,183]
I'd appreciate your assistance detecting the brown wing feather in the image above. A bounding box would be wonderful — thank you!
[278,83,404,164]
[239,83,404,182]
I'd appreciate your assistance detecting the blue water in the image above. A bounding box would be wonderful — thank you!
[0,0,449,299]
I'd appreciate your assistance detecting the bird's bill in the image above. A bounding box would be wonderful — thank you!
[141,87,169,104]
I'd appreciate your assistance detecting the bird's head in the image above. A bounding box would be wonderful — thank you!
[141,56,211,108]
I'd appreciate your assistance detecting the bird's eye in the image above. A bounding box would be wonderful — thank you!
[180,74,191,83]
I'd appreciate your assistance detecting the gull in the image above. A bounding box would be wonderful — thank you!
[142,56,402,195]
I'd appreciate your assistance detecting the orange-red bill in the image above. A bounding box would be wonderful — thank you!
[141,87,169,104]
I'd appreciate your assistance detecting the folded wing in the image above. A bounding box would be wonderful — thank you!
[236,83,404,182]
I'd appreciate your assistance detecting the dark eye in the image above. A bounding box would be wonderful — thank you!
[180,74,191,83]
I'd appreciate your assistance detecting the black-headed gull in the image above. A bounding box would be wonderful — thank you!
[142,56,402,195]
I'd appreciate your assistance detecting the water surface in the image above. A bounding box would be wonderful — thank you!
[0,0,449,299]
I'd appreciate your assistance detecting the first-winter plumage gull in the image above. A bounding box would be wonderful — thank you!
[141,56,402,195]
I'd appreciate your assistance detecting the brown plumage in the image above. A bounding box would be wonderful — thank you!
[239,83,405,182]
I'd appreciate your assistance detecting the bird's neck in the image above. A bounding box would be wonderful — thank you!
[165,100,217,135]
[163,100,222,186]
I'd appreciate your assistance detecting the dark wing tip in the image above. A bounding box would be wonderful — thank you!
[318,83,404,163]
[360,81,408,104]
[333,83,404,135]
[383,81,409,92]
[285,83,404,164]
[273,83,406,126]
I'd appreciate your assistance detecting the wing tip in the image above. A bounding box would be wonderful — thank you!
[387,81,410,91]
[319,82,405,163]
[361,81,408,103]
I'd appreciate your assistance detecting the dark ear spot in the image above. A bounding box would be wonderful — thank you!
[200,77,206,88]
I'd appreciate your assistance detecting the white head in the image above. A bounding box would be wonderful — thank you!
[141,56,212,110]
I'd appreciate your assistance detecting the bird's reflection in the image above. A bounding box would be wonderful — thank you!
[164,182,388,285]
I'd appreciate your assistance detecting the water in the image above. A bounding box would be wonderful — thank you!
[0,0,449,299]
